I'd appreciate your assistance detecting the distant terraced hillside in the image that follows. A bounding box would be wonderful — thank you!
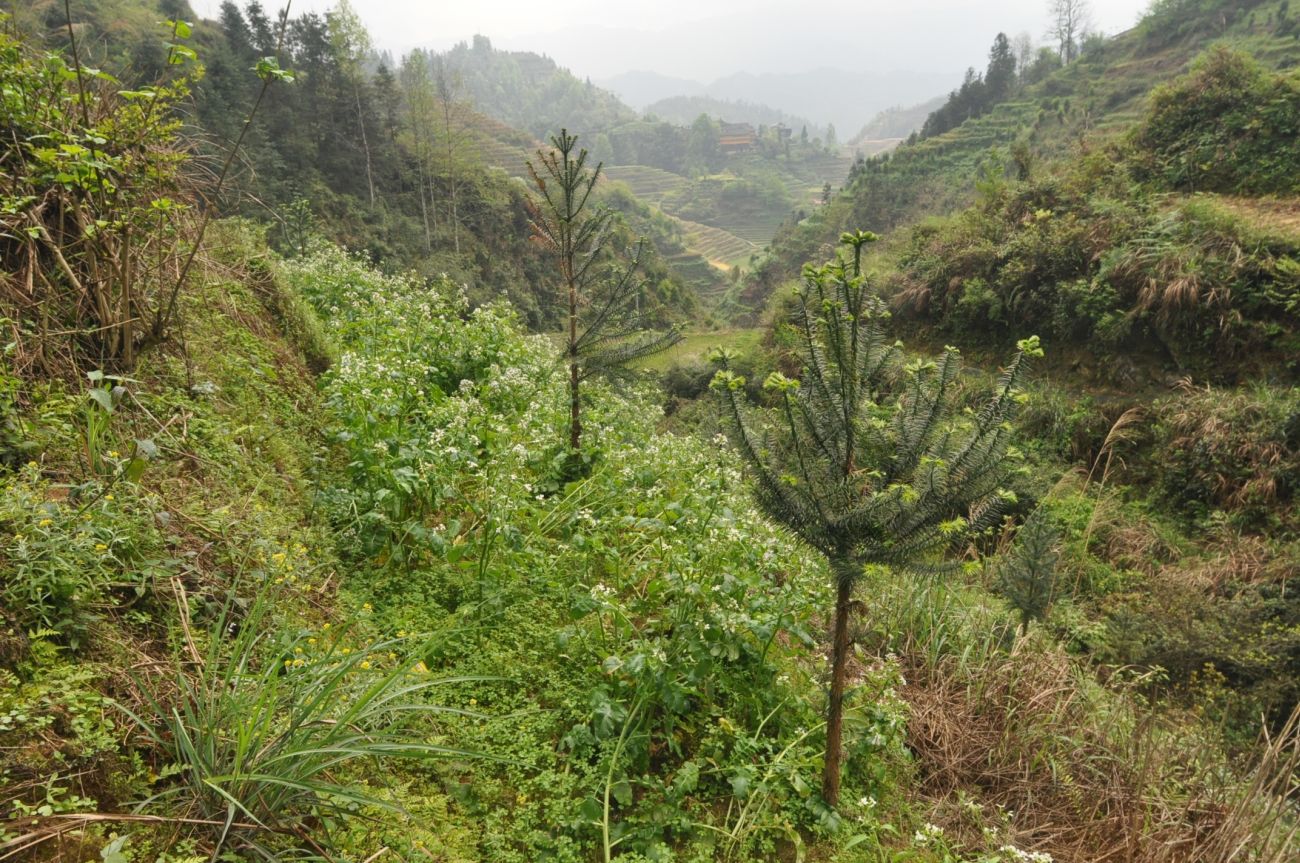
[777,151,857,204]
[602,165,691,204]
[604,165,770,281]
[676,218,759,268]
[465,111,540,177]
[741,0,1300,320]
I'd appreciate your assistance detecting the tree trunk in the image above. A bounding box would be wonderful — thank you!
[416,161,431,253]
[441,98,460,254]
[568,273,581,452]
[822,559,855,805]
[354,81,375,207]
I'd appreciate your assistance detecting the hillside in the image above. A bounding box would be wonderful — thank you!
[438,35,637,139]
[427,37,855,307]
[738,0,1300,319]
[875,47,1300,381]
[706,0,1300,789]
[849,96,946,154]
[3,2,1300,863]
[24,0,702,332]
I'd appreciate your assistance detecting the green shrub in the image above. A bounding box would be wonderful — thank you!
[0,464,167,650]
[1131,47,1300,194]
[1148,384,1300,530]
[892,150,1300,373]
[995,508,1062,633]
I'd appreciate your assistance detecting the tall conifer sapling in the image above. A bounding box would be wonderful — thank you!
[528,129,680,463]
[712,231,1041,805]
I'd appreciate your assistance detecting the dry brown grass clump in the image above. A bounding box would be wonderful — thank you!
[895,631,1298,862]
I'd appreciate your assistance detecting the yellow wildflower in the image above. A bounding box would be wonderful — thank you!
[38,518,52,527]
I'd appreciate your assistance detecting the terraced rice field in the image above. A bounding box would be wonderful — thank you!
[675,217,759,268]
[711,217,785,245]
[666,251,730,304]
[467,114,540,177]
[602,165,691,204]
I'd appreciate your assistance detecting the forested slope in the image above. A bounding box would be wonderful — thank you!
[5,0,699,330]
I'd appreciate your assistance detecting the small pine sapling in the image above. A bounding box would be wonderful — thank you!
[527,129,680,467]
[997,506,1061,634]
[712,230,1041,806]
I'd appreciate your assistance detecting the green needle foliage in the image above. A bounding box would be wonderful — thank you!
[527,129,680,463]
[712,230,1040,806]
[997,506,1062,635]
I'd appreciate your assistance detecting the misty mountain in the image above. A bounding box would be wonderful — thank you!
[601,66,951,138]
[599,70,706,109]
[642,95,824,139]
[849,96,947,146]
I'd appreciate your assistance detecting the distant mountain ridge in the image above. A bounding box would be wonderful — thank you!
[599,66,952,136]
[643,95,824,139]
[597,70,706,108]
[849,96,946,147]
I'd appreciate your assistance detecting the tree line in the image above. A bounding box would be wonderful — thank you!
[920,0,1097,140]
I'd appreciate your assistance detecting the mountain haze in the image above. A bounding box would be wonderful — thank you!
[601,66,953,136]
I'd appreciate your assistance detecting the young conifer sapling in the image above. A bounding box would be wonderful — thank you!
[712,230,1041,805]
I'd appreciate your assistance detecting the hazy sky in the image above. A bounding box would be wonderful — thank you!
[194,0,1150,82]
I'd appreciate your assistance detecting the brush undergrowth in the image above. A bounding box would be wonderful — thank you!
[3,226,1296,862]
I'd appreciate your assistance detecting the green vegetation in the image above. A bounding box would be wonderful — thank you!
[889,50,1300,379]
[18,0,694,331]
[527,130,681,459]
[3,1,1300,862]
[1131,46,1300,194]
[741,0,1300,319]
[440,35,637,140]
[424,35,850,286]
[711,232,1038,804]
